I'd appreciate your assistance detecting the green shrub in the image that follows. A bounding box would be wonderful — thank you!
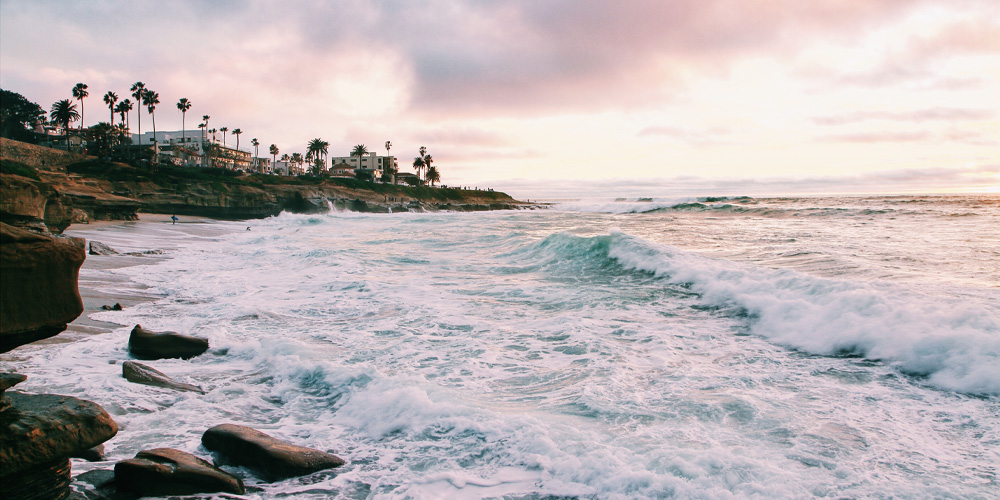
[0,159,40,180]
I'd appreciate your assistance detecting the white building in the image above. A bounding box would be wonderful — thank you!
[132,129,218,148]
[272,160,304,176]
[327,153,396,180]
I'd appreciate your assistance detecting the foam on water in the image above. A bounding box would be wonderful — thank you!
[588,231,1000,395]
[5,198,999,499]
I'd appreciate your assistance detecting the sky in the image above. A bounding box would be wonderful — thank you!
[1,0,998,198]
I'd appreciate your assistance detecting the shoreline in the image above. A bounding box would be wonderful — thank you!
[51,215,236,346]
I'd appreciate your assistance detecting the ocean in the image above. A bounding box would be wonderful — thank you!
[4,194,999,499]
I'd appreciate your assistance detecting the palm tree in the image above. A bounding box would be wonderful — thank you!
[142,89,160,146]
[117,99,132,132]
[412,155,425,181]
[130,82,145,141]
[416,146,429,181]
[270,144,279,164]
[220,126,228,147]
[72,83,89,130]
[176,98,192,146]
[49,99,79,149]
[423,154,433,178]
[307,138,328,172]
[232,128,242,152]
[103,91,118,126]
[202,115,210,143]
[425,166,440,186]
[385,140,392,156]
[291,152,304,173]
[251,138,259,171]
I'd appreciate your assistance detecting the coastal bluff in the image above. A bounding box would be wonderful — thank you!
[1,138,535,223]
[0,221,118,500]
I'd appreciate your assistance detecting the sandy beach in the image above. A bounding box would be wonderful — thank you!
[52,214,237,345]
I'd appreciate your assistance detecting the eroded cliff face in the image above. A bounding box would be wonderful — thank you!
[0,173,74,233]
[0,219,118,500]
[0,223,85,352]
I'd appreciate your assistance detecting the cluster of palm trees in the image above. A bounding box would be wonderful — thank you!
[48,81,263,169]
[44,82,442,184]
[307,138,330,175]
[413,146,440,186]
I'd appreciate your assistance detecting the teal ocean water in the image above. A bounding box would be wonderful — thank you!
[5,195,999,499]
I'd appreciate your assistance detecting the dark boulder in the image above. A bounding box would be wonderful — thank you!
[101,303,123,311]
[128,324,208,360]
[122,361,204,394]
[0,222,85,352]
[1,392,118,500]
[114,448,245,496]
[88,241,118,255]
[202,423,345,482]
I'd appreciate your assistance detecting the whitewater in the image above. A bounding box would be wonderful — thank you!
[3,194,998,499]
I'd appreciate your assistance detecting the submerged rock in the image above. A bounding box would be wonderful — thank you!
[122,361,204,394]
[0,222,85,352]
[114,448,245,496]
[202,423,345,482]
[127,324,208,360]
[0,392,118,500]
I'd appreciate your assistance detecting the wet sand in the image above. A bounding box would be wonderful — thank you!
[48,214,237,344]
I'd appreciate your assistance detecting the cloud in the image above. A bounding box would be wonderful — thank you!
[637,125,735,145]
[812,107,995,125]
[489,163,1000,198]
[816,131,932,143]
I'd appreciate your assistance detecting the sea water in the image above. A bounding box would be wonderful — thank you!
[3,195,999,499]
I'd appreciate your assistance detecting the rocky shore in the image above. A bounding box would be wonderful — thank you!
[0,186,353,499]
[0,137,536,497]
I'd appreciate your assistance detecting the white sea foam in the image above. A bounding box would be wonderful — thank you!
[600,231,1000,395]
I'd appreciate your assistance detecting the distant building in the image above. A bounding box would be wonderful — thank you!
[132,129,216,147]
[328,162,354,177]
[272,160,304,176]
[254,157,272,174]
[327,152,396,181]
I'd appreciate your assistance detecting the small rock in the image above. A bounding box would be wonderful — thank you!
[114,448,245,496]
[0,373,27,410]
[88,241,118,256]
[127,325,208,360]
[202,423,345,482]
[101,303,123,311]
[122,361,204,394]
[72,444,105,462]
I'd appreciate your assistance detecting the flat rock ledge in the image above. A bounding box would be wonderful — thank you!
[114,447,245,496]
[128,324,208,360]
[1,392,119,500]
[122,361,204,394]
[202,423,345,482]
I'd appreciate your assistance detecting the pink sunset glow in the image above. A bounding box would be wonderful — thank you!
[1,0,997,197]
